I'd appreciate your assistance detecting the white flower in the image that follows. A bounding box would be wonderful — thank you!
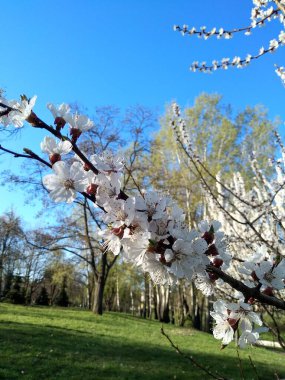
[136,192,168,220]
[103,197,136,228]
[255,260,285,290]
[168,239,195,279]
[194,271,215,296]
[149,218,170,240]
[238,330,259,348]
[40,136,72,155]
[43,161,89,203]
[64,112,94,131]
[229,301,262,330]
[0,95,37,128]
[98,228,122,255]
[269,39,279,51]
[90,150,124,172]
[168,237,209,280]
[95,172,122,207]
[47,103,70,119]
[164,249,174,263]
[143,254,175,285]
[211,300,235,345]
[121,231,150,266]
[279,30,285,45]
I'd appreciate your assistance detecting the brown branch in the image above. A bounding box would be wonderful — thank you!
[248,355,260,380]
[236,348,245,380]
[0,145,52,168]
[27,111,100,175]
[161,327,228,380]
[175,9,279,39]
[262,304,285,350]
[206,265,285,310]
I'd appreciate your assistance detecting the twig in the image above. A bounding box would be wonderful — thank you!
[174,9,279,39]
[236,348,245,380]
[161,326,228,380]
[248,355,260,380]
[206,265,285,310]
[0,145,51,168]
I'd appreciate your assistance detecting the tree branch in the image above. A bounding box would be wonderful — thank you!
[161,327,228,380]
[206,265,285,310]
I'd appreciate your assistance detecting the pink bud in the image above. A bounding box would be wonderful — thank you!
[49,153,61,165]
[86,184,98,195]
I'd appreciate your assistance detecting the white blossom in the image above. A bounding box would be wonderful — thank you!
[43,161,89,203]
[90,150,124,172]
[47,103,70,119]
[0,95,37,128]
[40,136,72,155]
[64,112,94,131]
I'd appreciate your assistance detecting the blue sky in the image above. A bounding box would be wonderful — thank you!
[0,0,284,227]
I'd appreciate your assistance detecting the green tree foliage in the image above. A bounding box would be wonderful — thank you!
[141,93,279,224]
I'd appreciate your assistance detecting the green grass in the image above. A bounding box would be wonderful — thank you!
[0,304,284,380]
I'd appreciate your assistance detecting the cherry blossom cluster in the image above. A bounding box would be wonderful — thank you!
[174,0,285,83]
[0,95,37,128]
[1,94,282,349]
[211,300,268,348]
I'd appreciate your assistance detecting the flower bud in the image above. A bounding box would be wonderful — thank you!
[49,153,61,165]
[86,183,98,195]
[70,128,82,143]
[54,116,66,131]
[227,318,239,330]
[202,231,214,244]
[251,271,258,281]
[212,257,223,268]
[111,227,124,239]
[83,163,91,171]
[248,297,255,305]
[208,272,219,281]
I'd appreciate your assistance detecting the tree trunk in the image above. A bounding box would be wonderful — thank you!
[92,253,107,315]
[116,272,120,311]
[0,256,3,297]
[156,285,170,323]
[142,273,149,318]
[92,275,105,315]
[130,290,134,315]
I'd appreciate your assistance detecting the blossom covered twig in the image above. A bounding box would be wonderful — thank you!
[174,0,285,83]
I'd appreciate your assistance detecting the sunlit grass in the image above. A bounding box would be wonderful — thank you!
[0,303,284,379]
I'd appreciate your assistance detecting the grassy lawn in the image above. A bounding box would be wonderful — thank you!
[0,304,284,380]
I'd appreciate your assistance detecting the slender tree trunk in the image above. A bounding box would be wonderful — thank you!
[149,280,155,319]
[130,290,134,315]
[92,274,105,315]
[152,282,158,320]
[156,285,170,323]
[116,272,120,312]
[142,273,149,318]
[92,253,107,315]
[178,283,185,326]
[0,256,3,297]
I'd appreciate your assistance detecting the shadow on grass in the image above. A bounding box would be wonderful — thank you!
[0,321,283,380]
